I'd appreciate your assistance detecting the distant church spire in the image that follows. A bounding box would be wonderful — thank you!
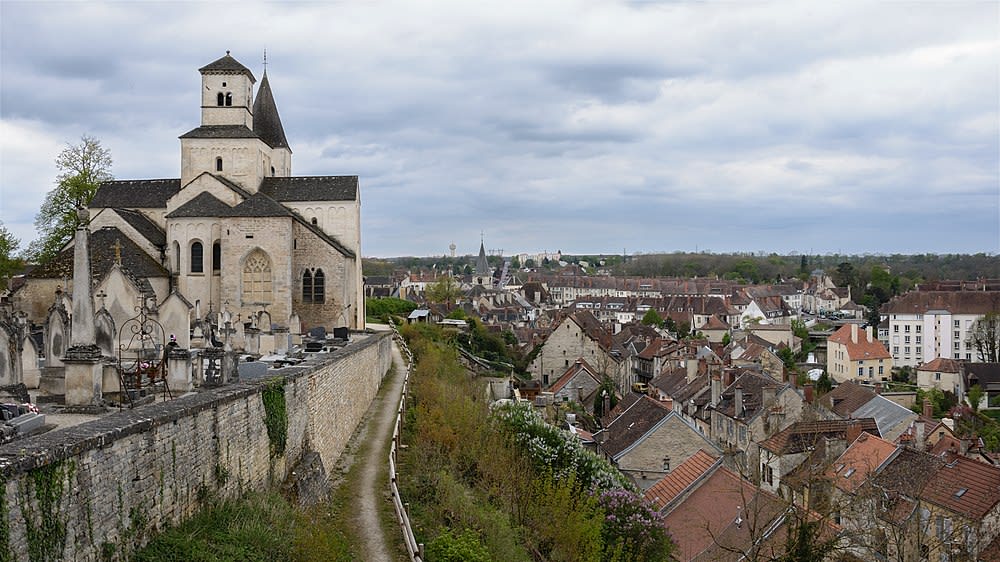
[475,236,490,276]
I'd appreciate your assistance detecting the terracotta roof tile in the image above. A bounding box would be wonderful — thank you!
[921,454,1000,520]
[827,432,898,493]
[818,381,876,417]
[644,449,720,511]
[827,324,891,360]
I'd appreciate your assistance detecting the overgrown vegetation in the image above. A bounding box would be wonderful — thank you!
[365,297,417,323]
[134,491,354,562]
[18,460,75,562]
[398,323,673,561]
[261,379,288,458]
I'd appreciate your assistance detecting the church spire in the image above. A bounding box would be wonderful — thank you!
[475,237,490,276]
[253,69,290,151]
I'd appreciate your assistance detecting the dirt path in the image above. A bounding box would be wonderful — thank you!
[350,336,408,562]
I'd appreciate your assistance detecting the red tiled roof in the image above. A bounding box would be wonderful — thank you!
[827,324,891,361]
[827,432,898,493]
[921,454,1000,520]
[883,291,1000,315]
[644,450,720,511]
[917,357,963,373]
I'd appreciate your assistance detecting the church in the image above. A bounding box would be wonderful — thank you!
[13,51,364,342]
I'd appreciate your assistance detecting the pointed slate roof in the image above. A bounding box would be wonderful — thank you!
[199,52,256,82]
[253,72,290,151]
[165,192,233,218]
[28,227,169,281]
[475,241,490,275]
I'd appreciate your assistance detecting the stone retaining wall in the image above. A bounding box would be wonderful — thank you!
[0,332,392,561]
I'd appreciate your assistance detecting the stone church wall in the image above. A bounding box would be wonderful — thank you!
[291,221,352,330]
[0,332,392,561]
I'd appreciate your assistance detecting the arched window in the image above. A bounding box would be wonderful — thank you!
[311,217,318,225]
[302,270,313,302]
[212,241,221,272]
[313,269,325,303]
[216,92,224,106]
[271,166,275,176]
[172,240,181,273]
[190,242,204,273]
[243,250,272,304]
[302,268,325,303]
[225,92,233,106]
[216,157,223,171]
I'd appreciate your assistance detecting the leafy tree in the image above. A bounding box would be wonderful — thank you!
[426,275,461,305]
[30,135,112,263]
[816,371,833,394]
[510,256,520,269]
[0,222,21,291]
[364,297,417,321]
[968,312,1000,363]
[640,308,662,327]
[463,264,473,275]
[799,254,808,274]
[833,262,856,289]
[721,332,731,346]
[446,308,467,320]
[967,384,985,412]
[524,258,536,269]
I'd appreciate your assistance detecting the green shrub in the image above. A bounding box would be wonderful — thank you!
[425,529,491,562]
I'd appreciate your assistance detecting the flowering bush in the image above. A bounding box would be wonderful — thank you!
[490,402,631,492]
[595,488,673,561]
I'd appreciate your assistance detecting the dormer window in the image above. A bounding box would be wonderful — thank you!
[216,157,223,171]
[217,92,225,106]
[225,92,233,106]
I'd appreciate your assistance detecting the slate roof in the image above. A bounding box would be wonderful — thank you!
[89,179,180,209]
[852,395,916,439]
[259,176,358,202]
[226,192,291,217]
[965,363,1000,387]
[179,125,261,140]
[758,418,880,455]
[113,208,165,247]
[644,449,721,511]
[28,227,169,281]
[199,52,255,81]
[475,241,490,276]
[165,192,233,218]
[598,395,672,459]
[252,72,290,150]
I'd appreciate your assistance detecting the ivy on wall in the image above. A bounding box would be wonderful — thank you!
[18,460,75,562]
[262,378,288,458]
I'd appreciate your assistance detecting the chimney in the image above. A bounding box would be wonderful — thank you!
[923,398,933,419]
[850,323,858,344]
[602,391,611,419]
[735,385,744,417]
[686,358,698,383]
[711,374,721,407]
[762,386,776,408]
[865,326,873,342]
[787,370,797,388]
[915,421,925,448]
[803,383,814,404]
[845,420,863,444]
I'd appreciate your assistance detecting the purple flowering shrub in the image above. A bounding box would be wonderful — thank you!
[595,488,673,561]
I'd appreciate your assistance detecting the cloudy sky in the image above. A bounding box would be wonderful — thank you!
[1,1,997,258]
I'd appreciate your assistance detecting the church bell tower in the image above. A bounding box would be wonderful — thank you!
[198,50,256,129]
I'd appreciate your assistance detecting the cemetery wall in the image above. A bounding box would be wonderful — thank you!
[0,331,392,561]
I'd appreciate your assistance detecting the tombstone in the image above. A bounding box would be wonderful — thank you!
[244,325,260,355]
[94,308,116,358]
[231,320,246,351]
[20,334,40,389]
[40,293,70,395]
[158,292,193,350]
[165,337,192,392]
[258,310,272,333]
[0,322,19,386]
[237,360,268,381]
[307,326,327,339]
[272,327,289,355]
